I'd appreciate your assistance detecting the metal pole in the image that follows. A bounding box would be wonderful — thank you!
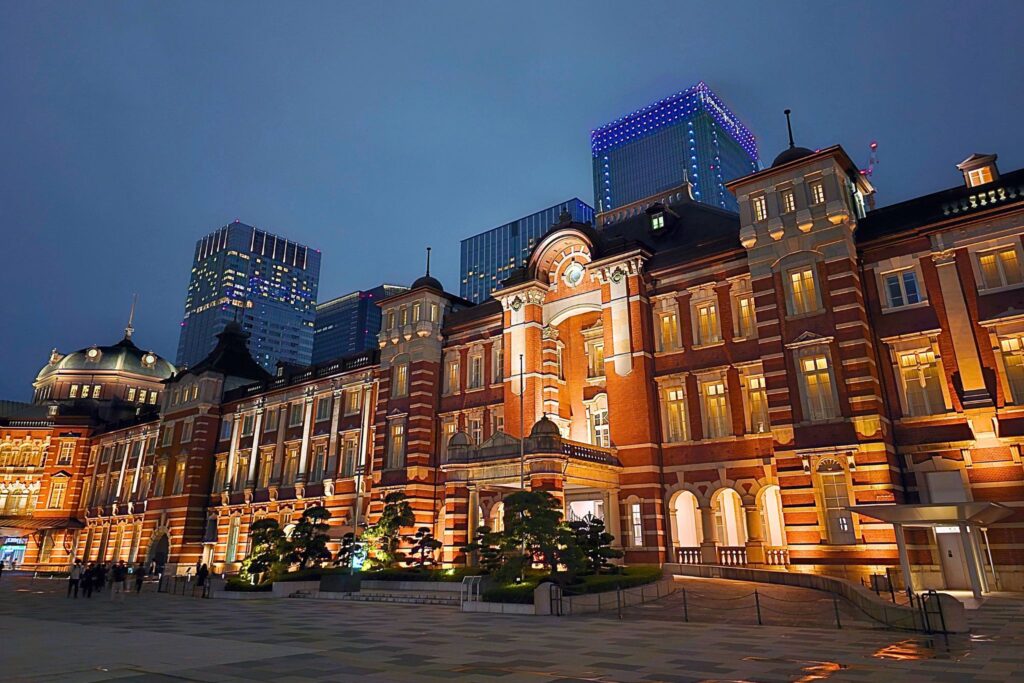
[682,587,689,622]
[519,354,525,490]
[754,589,762,625]
[350,464,364,573]
[833,594,842,629]
[617,584,622,620]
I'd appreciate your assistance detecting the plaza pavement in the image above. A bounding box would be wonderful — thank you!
[1,574,1023,682]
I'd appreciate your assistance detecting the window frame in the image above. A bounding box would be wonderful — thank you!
[796,349,839,422]
[386,418,407,469]
[975,243,1024,292]
[662,383,688,443]
[786,265,822,317]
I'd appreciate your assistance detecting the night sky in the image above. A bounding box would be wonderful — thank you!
[2,1,1022,400]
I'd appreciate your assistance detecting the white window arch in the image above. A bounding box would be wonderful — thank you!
[671,490,703,548]
[759,485,786,547]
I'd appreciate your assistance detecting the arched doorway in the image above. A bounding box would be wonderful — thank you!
[758,485,786,547]
[489,501,505,532]
[146,532,169,572]
[669,491,703,563]
[711,488,747,547]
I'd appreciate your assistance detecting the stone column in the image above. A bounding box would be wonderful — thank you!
[603,489,623,549]
[226,414,242,491]
[744,505,765,564]
[466,486,480,565]
[932,250,991,407]
[245,406,264,489]
[326,387,344,477]
[699,507,718,563]
[296,392,315,483]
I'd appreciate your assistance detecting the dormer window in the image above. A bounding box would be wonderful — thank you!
[651,212,665,231]
[959,153,999,188]
[967,166,994,187]
[752,195,768,222]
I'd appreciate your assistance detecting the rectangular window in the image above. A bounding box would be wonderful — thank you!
[701,381,730,439]
[1000,336,1024,403]
[977,246,1024,290]
[153,465,167,497]
[590,408,610,447]
[345,388,361,415]
[149,391,157,405]
[137,389,148,404]
[800,355,837,421]
[242,413,255,436]
[80,384,91,399]
[468,354,484,389]
[587,341,605,378]
[747,375,770,433]
[47,480,67,508]
[225,517,241,563]
[630,503,643,547]
[780,189,796,213]
[884,270,922,308]
[161,424,173,447]
[392,363,409,397]
[288,404,304,427]
[556,345,565,380]
[492,412,504,435]
[315,396,332,422]
[171,459,186,494]
[399,306,408,326]
[664,386,688,442]
[126,387,136,402]
[342,434,359,476]
[430,303,439,322]
[658,311,680,352]
[819,463,856,544]
[967,166,993,187]
[387,420,406,469]
[257,452,273,488]
[57,441,75,465]
[69,384,79,399]
[491,343,503,382]
[694,301,722,345]
[283,448,299,483]
[444,357,460,394]
[469,417,483,445]
[385,310,395,330]
[899,349,945,416]
[213,459,226,493]
[788,267,819,315]
[440,419,457,462]
[651,212,665,230]
[734,294,756,339]
[264,407,277,431]
[310,443,327,481]
[180,418,194,444]
[752,195,767,222]
[412,302,421,322]
[220,418,233,441]
[809,180,826,204]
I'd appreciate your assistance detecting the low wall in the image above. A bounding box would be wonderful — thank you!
[360,580,463,593]
[212,590,273,600]
[462,600,535,615]
[271,580,320,599]
[665,563,966,633]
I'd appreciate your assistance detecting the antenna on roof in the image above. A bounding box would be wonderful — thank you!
[425,246,432,277]
[124,293,137,340]
[784,109,796,149]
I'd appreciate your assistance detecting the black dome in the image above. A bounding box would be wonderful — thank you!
[411,275,443,291]
[771,146,815,168]
[530,416,561,437]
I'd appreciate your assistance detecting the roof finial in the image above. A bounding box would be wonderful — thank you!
[425,246,432,277]
[784,109,795,149]
[124,293,137,340]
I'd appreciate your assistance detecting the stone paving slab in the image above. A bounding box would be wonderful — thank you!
[2,576,1024,681]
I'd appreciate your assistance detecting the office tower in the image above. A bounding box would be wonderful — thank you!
[591,81,759,213]
[459,198,594,303]
[312,284,408,364]
[175,221,321,371]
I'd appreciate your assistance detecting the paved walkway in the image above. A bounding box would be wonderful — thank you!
[1,574,1023,682]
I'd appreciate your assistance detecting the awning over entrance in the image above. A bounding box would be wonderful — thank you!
[0,517,85,534]
[849,502,1013,600]
[850,502,1015,527]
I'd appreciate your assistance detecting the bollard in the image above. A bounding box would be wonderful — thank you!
[682,587,689,622]
[754,589,762,625]
[616,585,622,620]
[833,594,842,629]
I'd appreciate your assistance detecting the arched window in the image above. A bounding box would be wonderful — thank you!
[671,491,703,548]
[816,458,856,544]
[587,394,610,447]
[490,501,505,532]
[759,485,787,547]
[712,488,747,547]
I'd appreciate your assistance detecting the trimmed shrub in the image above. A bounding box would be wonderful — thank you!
[482,583,536,604]
[225,577,272,592]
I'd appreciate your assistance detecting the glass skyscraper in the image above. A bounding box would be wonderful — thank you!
[459,199,594,304]
[592,81,759,214]
[175,221,321,371]
[312,284,408,364]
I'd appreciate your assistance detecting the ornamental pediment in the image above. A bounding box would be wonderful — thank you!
[785,331,835,349]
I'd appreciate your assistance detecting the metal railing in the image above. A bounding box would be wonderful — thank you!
[157,574,211,598]
[558,578,680,617]
[459,575,484,606]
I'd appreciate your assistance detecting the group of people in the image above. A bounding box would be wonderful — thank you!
[67,559,149,598]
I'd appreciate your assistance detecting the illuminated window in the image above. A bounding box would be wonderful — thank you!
[92,385,101,399]
[787,266,819,315]
[701,381,730,439]
[664,386,688,442]
[282,448,299,483]
[746,375,770,433]
[491,342,503,382]
[47,479,67,508]
[443,356,460,394]
[751,195,767,221]
[694,301,721,345]
[884,270,922,308]
[809,180,826,204]
[977,246,1023,290]
[967,166,994,187]
[171,458,186,494]
[69,384,78,399]
[345,388,362,415]
[412,301,421,321]
[310,443,327,481]
[468,352,484,389]
[1000,336,1024,403]
[225,516,241,563]
[392,363,409,398]
[257,452,273,488]
[342,433,359,476]
[780,189,796,213]
[630,503,643,547]
[800,354,837,421]
[80,384,91,399]
[469,416,483,444]
[586,340,605,378]
[817,458,856,544]
[126,387,136,402]
[315,396,332,422]
[387,420,406,469]
[57,441,75,465]
[734,294,756,338]
[898,349,945,416]
[658,311,680,352]
[149,391,157,405]
[153,463,167,497]
[651,212,665,230]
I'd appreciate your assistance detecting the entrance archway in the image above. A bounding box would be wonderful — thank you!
[146,532,169,572]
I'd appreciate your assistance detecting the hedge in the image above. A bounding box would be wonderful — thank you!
[225,577,272,592]
[482,565,663,603]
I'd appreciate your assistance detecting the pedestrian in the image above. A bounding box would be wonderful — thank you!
[194,559,202,577]
[68,559,83,598]
[111,561,128,601]
[95,563,107,594]
[134,561,146,593]
[196,563,209,588]
[82,563,95,598]
[0,559,4,582]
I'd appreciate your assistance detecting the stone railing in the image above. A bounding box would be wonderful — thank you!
[764,546,789,566]
[717,546,748,566]
[676,547,702,565]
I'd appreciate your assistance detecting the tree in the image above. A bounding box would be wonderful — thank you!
[501,490,564,574]
[334,532,361,571]
[461,525,505,574]
[241,518,286,584]
[285,505,333,569]
[406,526,442,568]
[363,492,414,569]
[566,514,623,574]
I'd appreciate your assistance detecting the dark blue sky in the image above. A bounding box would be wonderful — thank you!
[2,1,1022,399]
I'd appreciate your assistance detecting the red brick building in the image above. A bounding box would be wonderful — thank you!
[6,143,1024,597]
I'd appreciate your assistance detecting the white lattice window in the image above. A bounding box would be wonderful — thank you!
[468,352,484,390]
[799,354,837,421]
[663,385,688,443]
[817,458,856,544]
[658,311,681,352]
[751,195,767,222]
[734,292,756,339]
[898,348,946,416]
[387,420,407,469]
[701,380,730,439]
[787,266,820,316]
[977,245,1024,290]
[1000,336,1024,403]
[883,269,923,308]
[746,374,770,433]
[780,188,796,213]
[693,299,721,345]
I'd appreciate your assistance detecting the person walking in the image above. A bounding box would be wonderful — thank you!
[134,561,146,593]
[67,559,83,598]
[82,563,95,598]
[110,561,127,601]
[95,562,107,594]
[196,563,209,588]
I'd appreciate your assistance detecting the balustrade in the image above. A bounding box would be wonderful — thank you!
[717,546,748,566]
[675,547,702,565]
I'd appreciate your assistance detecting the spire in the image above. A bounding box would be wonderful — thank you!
[784,109,795,149]
[124,294,137,340]
[425,246,432,277]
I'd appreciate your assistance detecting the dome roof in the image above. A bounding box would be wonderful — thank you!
[530,415,561,438]
[37,336,176,382]
[771,146,815,168]
[448,431,471,447]
[411,274,444,291]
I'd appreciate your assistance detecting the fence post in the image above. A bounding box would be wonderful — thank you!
[681,587,688,622]
[832,594,842,629]
[616,585,622,620]
[754,589,762,625]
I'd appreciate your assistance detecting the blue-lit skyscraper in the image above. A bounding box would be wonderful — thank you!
[459,199,594,304]
[311,284,408,364]
[592,82,759,214]
[175,221,321,371]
